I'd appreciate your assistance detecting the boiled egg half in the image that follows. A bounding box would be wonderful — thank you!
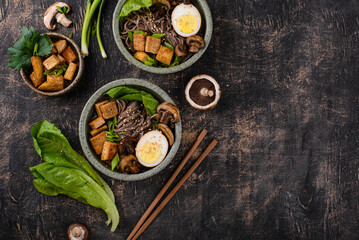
[136,130,169,167]
[171,3,202,37]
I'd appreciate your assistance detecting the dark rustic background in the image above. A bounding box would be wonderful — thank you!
[1,0,359,239]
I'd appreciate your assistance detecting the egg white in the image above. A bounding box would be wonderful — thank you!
[171,3,202,37]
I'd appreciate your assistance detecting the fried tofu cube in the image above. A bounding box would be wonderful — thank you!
[101,141,118,161]
[100,102,119,119]
[145,36,161,54]
[54,40,67,53]
[30,71,44,88]
[88,117,105,130]
[90,131,107,155]
[30,56,45,84]
[156,46,174,65]
[134,52,150,63]
[37,74,64,91]
[90,124,108,137]
[43,55,61,70]
[57,54,66,64]
[62,46,78,63]
[64,62,78,81]
[95,100,109,118]
[133,33,146,51]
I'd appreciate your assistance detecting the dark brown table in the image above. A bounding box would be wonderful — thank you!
[1,0,359,239]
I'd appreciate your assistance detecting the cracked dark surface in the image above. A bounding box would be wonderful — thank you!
[1,0,359,239]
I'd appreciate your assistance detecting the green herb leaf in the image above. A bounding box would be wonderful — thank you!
[152,33,166,38]
[118,0,153,21]
[127,30,133,42]
[134,30,147,37]
[69,33,73,39]
[111,154,120,171]
[63,6,68,14]
[33,42,39,56]
[164,41,174,51]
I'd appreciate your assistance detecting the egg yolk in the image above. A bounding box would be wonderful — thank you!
[137,142,162,164]
[176,14,198,34]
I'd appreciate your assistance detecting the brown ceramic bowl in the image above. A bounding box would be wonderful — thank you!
[20,32,84,96]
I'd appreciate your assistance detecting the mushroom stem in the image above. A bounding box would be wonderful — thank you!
[200,88,214,97]
[56,13,72,27]
[72,227,82,237]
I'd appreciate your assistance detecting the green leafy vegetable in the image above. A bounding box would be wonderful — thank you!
[127,30,133,42]
[30,121,119,232]
[164,41,174,51]
[152,33,166,38]
[134,30,147,36]
[8,26,53,71]
[111,154,120,171]
[119,0,153,21]
[105,86,160,116]
[56,6,68,15]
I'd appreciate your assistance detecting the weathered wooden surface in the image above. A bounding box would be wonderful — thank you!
[1,0,359,239]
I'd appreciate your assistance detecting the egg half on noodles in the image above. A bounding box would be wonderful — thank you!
[171,3,202,37]
[136,130,169,167]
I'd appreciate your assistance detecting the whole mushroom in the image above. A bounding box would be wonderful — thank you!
[120,155,141,174]
[186,35,204,53]
[44,2,72,30]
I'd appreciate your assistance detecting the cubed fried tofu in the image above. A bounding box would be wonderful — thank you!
[133,33,146,51]
[100,102,119,119]
[57,54,66,64]
[101,141,118,161]
[30,56,45,84]
[95,100,109,118]
[37,74,64,91]
[145,36,161,54]
[90,131,106,155]
[88,117,105,130]
[90,124,108,137]
[54,40,67,53]
[156,46,174,65]
[64,62,78,81]
[43,55,61,70]
[62,46,78,63]
[30,71,45,88]
[134,52,150,63]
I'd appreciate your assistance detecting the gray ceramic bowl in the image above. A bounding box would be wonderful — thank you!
[79,78,182,181]
[20,32,84,96]
[112,0,213,74]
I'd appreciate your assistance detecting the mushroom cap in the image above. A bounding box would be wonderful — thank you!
[120,155,141,174]
[186,35,204,48]
[156,102,180,123]
[67,223,89,240]
[44,2,71,30]
[175,44,188,57]
[185,74,221,110]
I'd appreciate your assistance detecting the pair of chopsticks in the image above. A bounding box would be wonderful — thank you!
[127,129,217,240]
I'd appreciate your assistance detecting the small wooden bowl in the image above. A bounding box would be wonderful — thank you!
[20,32,84,96]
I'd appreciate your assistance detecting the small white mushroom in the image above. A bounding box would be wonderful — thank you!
[44,2,72,30]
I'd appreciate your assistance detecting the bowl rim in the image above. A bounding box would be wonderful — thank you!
[78,78,182,181]
[20,32,84,97]
[112,0,213,74]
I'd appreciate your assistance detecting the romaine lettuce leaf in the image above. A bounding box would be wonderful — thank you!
[118,0,153,21]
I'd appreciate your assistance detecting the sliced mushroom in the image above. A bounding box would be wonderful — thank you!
[159,111,172,125]
[157,123,174,146]
[156,102,180,123]
[120,155,141,174]
[186,35,204,53]
[175,43,188,57]
[67,223,89,240]
[44,2,72,30]
[150,113,161,123]
[119,136,138,155]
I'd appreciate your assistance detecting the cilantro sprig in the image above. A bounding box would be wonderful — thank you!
[8,26,54,71]
[56,6,68,15]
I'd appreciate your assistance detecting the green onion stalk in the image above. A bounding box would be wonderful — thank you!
[81,0,107,58]
[96,0,107,58]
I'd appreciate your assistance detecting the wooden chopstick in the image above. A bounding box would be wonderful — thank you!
[131,139,218,240]
[126,129,208,240]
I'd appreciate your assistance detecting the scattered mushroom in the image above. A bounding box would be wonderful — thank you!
[67,223,89,240]
[157,102,180,124]
[44,2,72,30]
[175,43,188,57]
[185,74,221,110]
[157,123,174,146]
[120,155,141,174]
[186,35,204,53]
